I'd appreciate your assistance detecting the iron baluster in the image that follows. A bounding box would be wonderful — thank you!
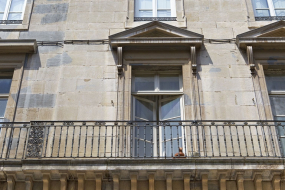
[51,125,56,157]
[111,125,114,157]
[97,125,101,158]
[22,125,29,159]
[104,125,107,157]
[57,125,63,157]
[91,125,94,157]
[144,125,146,158]
[84,124,88,158]
[14,127,22,159]
[236,125,242,157]
[209,125,214,157]
[77,125,82,157]
[64,126,69,158]
[248,124,255,157]
[229,125,234,156]
[222,125,228,157]
[256,125,262,157]
[71,125,75,157]
[1,127,8,158]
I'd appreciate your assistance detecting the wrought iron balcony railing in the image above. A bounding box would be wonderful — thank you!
[0,121,284,160]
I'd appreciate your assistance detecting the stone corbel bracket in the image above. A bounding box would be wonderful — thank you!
[191,46,197,74]
[117,47,123,75]
[247,46,255,74]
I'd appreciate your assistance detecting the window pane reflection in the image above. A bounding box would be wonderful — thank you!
[0,79,12,94]
[134,75,155,91]
[159,75,180,91]
[0,99,8,117]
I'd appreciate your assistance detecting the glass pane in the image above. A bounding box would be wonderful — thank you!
[255,9,270,16]
[157,10,171,17]
[0,13,4,20]
[265,76,285,92]
[0,0,8,12]
[157,0,170,9]
[161,97,181,120]
[140,0,152,9]
[253,0,270,16]
[161,119,183,157]
[159,75,180,91]
[0,99,8,117]
[270,96,285,116]
[134,123,153,157]
[8,13,21,20]
[9,0,25,12]
[273,0,285,8]
[134,97,154,157]
[135,98,154,121]
[0,79,12,94]
[139,10,153,17]
[254,0,269,8]
[275,10,285,16]
[134,75,155,91]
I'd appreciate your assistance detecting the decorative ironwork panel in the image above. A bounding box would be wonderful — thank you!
[134,17,177,21]
[0,20,23,24]
[26,125,44,158]
[255,16,285,21]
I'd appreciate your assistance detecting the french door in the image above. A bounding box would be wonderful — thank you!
[133,95,184,157]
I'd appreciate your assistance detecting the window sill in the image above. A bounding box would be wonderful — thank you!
[0,20,23,24]
[125,17,186,29]
[255,16,285,21]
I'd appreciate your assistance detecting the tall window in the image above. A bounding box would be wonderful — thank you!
[265,71,285,154]
[252,0,285,17]
[0,70,12,122]
[135,0,176,18]
[132,69,185,157]
[0,0,26,21]
[265,74,285,120]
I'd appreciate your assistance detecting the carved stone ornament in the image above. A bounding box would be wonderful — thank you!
[26,126,44,158]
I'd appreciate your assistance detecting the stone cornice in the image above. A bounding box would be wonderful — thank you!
[237,37,285,49]
[0,158,283,172]
[110,37,203,48]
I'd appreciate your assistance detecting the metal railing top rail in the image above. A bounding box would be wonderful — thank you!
[0,120,284,160]
[22,120,285,127]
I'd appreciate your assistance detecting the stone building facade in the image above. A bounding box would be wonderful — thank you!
[0,0,285,189]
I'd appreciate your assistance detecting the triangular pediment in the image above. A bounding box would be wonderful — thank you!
[237,20,285,38]
[236,21,285,49]
[109,21,204,48]
[109,21,203,39]
[258,27,285,37]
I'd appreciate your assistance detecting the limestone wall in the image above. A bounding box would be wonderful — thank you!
[0,0,279,121]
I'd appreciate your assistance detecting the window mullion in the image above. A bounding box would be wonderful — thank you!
[153,0,157,17]
[267,0,276,16]
[3,0,12,20]
[20,0,27,20]
[170,0,176,17]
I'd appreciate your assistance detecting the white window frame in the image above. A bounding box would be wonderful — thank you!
[131,72,183,95]
[252,0,285,17]
[134,0,176,18]
[131,71,186,157]
[1,0,27,21]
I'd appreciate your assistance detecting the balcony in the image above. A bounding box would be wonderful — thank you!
[0,120,283,160]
